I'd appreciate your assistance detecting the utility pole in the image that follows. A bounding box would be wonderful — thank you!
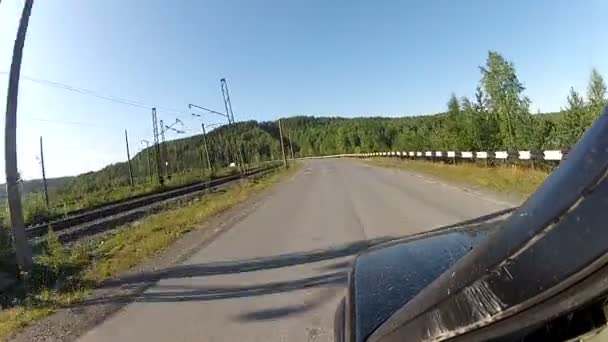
[201,123,212,173]
[124,129,134,187]
[151,108,163,185]
[4,0,34,272]
[141,140,152,183]
[172,144,179,174]
[278,119,288,169]
[39,136,49,207]
[162,119,184,178]
[288,130,295,159]
[218,132,228,165]
[189,109,225,171]
[238,143,247,172]
[197,149,205,173]
[160,119,168,179]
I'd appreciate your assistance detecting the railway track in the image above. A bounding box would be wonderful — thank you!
[26,164,279,243]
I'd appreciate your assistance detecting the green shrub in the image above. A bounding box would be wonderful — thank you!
[28,228,84,292]
[23,195,57,226]
[0,227,18,308]
[0,226,11,257]
[0,226,14,274]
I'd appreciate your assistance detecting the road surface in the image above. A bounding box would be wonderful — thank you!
[78,159,514,342]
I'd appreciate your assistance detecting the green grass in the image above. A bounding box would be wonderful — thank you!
[0,165,253,228]
[0,164,296,341]
[365,158,548,197]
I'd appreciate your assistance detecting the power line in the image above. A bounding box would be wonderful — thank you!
[26,117,113,128]
[0,71,189,117]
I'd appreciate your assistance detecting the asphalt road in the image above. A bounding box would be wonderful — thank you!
[78,159,515,342]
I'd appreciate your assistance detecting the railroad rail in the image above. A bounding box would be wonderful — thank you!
[26,164,279,242]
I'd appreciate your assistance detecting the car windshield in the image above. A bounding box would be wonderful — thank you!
[0,2,607,341]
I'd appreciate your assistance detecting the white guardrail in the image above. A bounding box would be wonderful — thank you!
[298,150,566,161]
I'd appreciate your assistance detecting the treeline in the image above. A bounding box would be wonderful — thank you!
[282,51,606,154]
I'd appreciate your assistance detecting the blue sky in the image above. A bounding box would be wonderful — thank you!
[0,0,607,179]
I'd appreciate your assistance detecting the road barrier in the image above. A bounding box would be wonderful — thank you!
[299,149,568,162]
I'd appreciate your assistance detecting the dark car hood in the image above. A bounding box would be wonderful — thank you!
[347,212,507,342]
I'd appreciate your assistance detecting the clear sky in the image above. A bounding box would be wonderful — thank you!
[0,0,607,180]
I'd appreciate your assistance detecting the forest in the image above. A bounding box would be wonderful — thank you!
[5,50,607,225]
[281,52,605,155]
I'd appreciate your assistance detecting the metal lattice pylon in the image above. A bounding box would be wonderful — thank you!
[220,78,235,124]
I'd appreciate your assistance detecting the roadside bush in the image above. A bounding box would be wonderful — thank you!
[0,226,11,257]
[27,228,85,293]
[0,226,18,308]
[0,226,15,274]
[23,195,57,226]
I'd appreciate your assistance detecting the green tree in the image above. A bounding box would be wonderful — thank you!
[472,86,500,150]
[557,87,586,147]
[480,51,531,149]
[586,68,607,125]
[444,93,464,149]
[459,97,483,150]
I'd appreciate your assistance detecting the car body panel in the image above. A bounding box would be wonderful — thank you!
[348,226,494,342]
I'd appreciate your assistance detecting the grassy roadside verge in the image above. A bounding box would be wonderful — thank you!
[0,164,298,341]
[364,158,548,197]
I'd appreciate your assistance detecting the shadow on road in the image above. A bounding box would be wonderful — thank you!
[233,288,340,322]
[317,260,351,271]
[71,238,397,316]
[97,208,512,291]
[77,270,347,306]
[99,236,394,290]
[65,211,512,323]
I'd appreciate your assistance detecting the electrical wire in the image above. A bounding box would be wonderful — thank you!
[0,71,190,117]
[26,117,114,128]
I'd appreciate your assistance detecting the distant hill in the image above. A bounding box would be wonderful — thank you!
[537,110,566,120]
[0,176,74,199]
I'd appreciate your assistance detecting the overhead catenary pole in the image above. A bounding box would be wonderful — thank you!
[39,136,49,207]
[220,78,245,173]
[160,119,169,179]
[141,140,153,183]
[162,119,184,177]
[172,144,179,174]
[190,112,221,172]
[288,130,295,159]
[218,132,228,165]
[4,0,34,272]
[201,123,212,173]
[124,129,134,187]
[151,108,163,185]
[220,78,235,124]
[278,119,288,169]
[237,143,247,172]
[170,144,175,174]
